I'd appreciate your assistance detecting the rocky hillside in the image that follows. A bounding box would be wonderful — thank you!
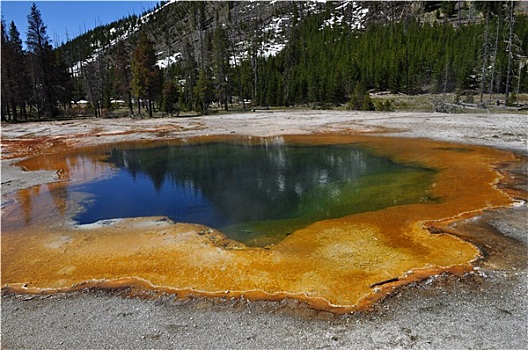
[60,1,426,70]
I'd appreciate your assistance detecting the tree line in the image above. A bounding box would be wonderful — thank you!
[2,1,527,121]
[250,1,527,108]
[1,3,71,120]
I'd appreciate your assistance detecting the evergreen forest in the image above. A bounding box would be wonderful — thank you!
[1,1,527,121]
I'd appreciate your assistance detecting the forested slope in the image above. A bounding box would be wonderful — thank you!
[1,1,527,120]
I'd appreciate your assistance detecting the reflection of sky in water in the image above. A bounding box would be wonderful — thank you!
[74,168,226,228]
[71,140,431,240]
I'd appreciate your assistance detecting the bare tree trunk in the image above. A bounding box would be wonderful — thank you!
[441,15,449,103]
[30,56,42,119]
[231,4,246,111]
[458,0,461,27]
[22,101,27,119]
[252,6,260,109]
[123,61,134,116]
[480,10,489,102]
[504,0,515,105]
[2,92,11,120]
[10,97,18,121]
[443,52,449,102]
[82,64,99,118]
[127,89,134,116]
[148,89,153,118]
[515,59,523,98]
[488,16,500,103]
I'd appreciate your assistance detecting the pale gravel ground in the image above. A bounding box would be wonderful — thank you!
[1,110,527,349]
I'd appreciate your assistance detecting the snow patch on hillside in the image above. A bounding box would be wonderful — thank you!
[157,52,182,69]
[321,1,369,30]
[71,0,370,73]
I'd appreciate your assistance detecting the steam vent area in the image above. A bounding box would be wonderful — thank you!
[2,121,525,314]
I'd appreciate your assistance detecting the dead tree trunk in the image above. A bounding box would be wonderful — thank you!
[504,0,515,105]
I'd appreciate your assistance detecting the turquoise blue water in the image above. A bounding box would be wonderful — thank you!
[72,139,436,246]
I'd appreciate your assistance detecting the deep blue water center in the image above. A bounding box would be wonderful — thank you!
[73,139,435,246]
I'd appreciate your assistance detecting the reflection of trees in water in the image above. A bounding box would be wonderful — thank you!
[12,183,68,228]
[106,141,395,223]
[10,151,118,228]
[48,182,68,217]
[16,185,41,225]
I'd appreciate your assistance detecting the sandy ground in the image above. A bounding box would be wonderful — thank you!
[1,110,527,349]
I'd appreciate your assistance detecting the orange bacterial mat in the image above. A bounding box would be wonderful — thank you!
[1,134,517,313]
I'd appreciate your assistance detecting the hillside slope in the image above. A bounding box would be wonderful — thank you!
[61,1,379,68]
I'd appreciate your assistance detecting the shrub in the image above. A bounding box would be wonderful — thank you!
[375,99,395,112]
[346,83,375,111]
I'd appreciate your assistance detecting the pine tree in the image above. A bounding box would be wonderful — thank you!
[26,2,57,117]
[161,78,179,115]
[182,39,197,111]
[4,21,22,120]
[131,32,160,117]
[113,41,134,115]
[82,61,104,117]
[212,26,231,111]
[193,68,213,114]
[1,20,11,120]
[53,48,73,112]
[346,82,374,111]
[8,21,32,119]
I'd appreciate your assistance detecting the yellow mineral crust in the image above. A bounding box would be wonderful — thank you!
[1,135,516,313]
